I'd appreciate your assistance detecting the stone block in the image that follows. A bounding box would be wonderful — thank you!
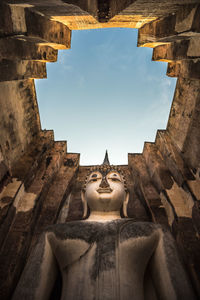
[34,153,79,232]
[128,153,160,204]
[138,4,200,47]
[143,142,173,192]
[173,216,200,295]
[188,37,200,57]
[175,3,200,33]
[167,59,200,79]
[0,230,30,299]
[0,178,21,210]
[167,77,200,169]
[167,61,181,77]
[0,140,73,299]
[0,36,58,62]
[160,191,176,226]
[0,3,13,37]
[152,39,192,62]
[0,60,47,82]
[11,130,55,181]
[155,130,194,185]
[166,181,194,218]
[26,3,98,30]
[25,9,71,50]
[0,160,9,183]
[128,153,165,223]
[9,3,27,34]
[138,14,176,47]
[188,179,200,200]
[0,80,41,170]
[0,2,29,36]
[0,137,53,248]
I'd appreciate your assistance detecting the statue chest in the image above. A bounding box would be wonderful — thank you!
[49,221,159,300]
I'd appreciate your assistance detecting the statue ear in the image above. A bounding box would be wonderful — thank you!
[81,189,87,219]
[123,191,129,218]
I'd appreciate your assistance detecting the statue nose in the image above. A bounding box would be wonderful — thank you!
[99,176,110,188]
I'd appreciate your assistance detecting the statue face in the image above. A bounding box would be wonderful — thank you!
[83,171,127,212]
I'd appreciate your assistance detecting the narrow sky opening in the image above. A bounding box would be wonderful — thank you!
[36,28,176,166]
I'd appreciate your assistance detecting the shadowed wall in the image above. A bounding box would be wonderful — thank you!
[0,1,200,298]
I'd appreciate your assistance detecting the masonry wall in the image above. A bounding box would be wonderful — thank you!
[0,1,200,299]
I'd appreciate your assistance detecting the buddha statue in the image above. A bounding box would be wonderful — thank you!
[12,153,196,300]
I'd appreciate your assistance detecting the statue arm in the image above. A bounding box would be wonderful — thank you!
[150,228,196,300]
[12,232,58,300]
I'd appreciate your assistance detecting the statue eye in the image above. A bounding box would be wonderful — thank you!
[89,178,98,183]
[111,178,120,181]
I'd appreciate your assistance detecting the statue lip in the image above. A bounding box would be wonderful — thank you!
[97,187,113,193]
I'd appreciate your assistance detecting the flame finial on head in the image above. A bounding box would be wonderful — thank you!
[83,151,128,191]
[102,150,110,166]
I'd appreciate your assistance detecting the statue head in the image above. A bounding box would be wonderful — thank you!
[81,152,129,219]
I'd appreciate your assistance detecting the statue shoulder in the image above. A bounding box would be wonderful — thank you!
[44,221,83,238]
[119,219,165,240]
[43,221,99,243]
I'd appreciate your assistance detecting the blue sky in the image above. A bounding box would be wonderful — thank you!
[35,28,176,165]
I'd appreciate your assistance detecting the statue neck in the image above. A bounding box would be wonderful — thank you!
[86,211,121,223]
